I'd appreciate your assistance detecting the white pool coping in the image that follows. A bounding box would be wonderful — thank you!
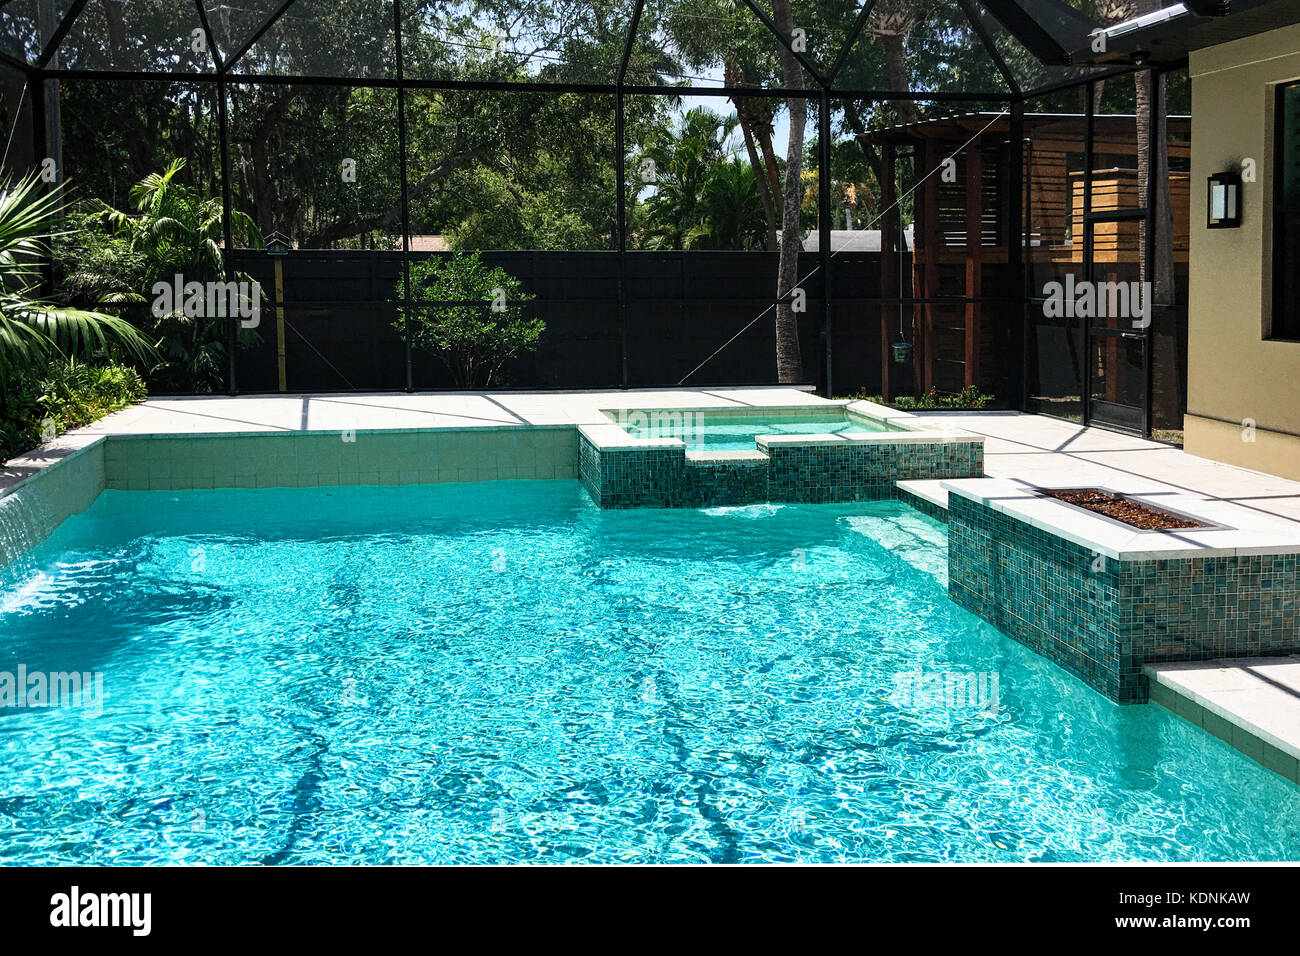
[573,394,976,453]
[941,476,1300,560]
[895,479,949,509]
[685,449,769,463]
[757,429,980,449]
[577,422,686,452]
[1146,658,1300,778]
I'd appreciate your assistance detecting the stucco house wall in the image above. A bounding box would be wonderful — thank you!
[1184,22,1300,479]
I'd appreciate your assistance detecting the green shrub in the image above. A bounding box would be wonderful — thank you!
[0,371,45,463]
[39,359,146,432]
[395,252,541,388]
[0,359,145,463]
[847,385,996,411]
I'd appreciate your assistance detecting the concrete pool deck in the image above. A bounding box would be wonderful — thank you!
[866,406,1300,527]
[4,388,1299,782]
[0,387,829,494]
[33,390,1298,525]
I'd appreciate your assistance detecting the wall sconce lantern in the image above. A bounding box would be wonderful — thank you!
[1207,171,1242,229]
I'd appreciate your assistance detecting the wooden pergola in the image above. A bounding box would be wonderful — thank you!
[864,112,1190,402]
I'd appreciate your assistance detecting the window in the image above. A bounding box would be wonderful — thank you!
[1274,80,1300,340]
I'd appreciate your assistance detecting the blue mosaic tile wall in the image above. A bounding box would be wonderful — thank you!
[947,492,1300,702]
[894,486,950,524]
[681,459,768,508]
[579,435,684,508]
[766,441,983,504]
[580,436,983,510]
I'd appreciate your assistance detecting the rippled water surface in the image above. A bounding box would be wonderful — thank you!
[1,481,1297,864]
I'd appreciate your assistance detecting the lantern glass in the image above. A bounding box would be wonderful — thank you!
[1207,172,1242,228]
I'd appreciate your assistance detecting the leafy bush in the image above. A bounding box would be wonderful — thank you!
[0,174,153,388]
[849,385,995,411]
[0,371,45,463]
[56,158,261,393]
[396,252,541,388]
[0,359,145,463]
[38,359,146,432]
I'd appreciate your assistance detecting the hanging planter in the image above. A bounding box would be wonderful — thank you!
[891,341,913,365]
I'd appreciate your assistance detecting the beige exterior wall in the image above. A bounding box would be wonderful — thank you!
[1185,24,1300,479]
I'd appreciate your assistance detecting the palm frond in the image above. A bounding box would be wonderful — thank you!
[0,171,158,383]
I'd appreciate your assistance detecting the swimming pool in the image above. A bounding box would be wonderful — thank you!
[1,480,1296,863]
[615,410,890,451]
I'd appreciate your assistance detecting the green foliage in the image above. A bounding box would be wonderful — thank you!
[57,159,261,393]
[851,385,995,411]
[634,107,767,250]
[37,359,147,433]
[0,368,44,464]
[684,157,770,250]
[48,0,1064,256]
[0,358,145,463]
[397,252,542,388]
[434,91,621,251]
[61,158,261,294]
[0,174,154,387]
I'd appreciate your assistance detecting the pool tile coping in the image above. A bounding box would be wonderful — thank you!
[1146,657,1300,777]
[941,476,1300,560]
[757,429,982,449]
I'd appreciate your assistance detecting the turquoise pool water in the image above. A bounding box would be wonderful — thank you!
[622,415,885,451]
[1,480,1297,864]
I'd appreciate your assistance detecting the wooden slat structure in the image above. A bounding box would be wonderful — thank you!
[863,112,1191,401]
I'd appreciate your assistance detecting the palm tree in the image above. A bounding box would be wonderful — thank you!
[71,157,260,291]
[687,157,769,250]
[60,158,261,391]
[638,108,741,249]
[772,0,806,384]
[869,0,931,127]
[0,174,152,386]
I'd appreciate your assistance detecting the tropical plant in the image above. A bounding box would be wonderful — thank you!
[396,252,542,388]
[57,158,262,392]
[685,157,770,250]
[0,174,152,387]
[37,358,147,433]
[0,357,147,464]
[637,107,768,250]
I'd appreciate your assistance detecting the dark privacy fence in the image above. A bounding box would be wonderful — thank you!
[227,249,944,396]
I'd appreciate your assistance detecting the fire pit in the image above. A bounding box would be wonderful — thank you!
[1039,488,1207,531]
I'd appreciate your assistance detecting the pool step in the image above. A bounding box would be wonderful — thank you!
[895,479,949,522]
[845,508,949,585]
[1146,658,1300,785]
